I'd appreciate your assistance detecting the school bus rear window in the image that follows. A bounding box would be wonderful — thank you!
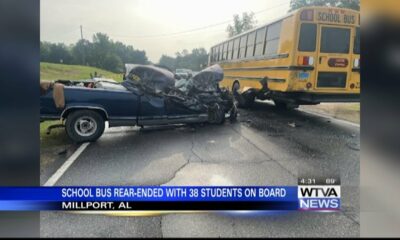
[298,23,317,52]
[321,27,350,54]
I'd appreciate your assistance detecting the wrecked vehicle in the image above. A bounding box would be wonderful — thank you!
[40,64,237,143]
[175,68,193,80]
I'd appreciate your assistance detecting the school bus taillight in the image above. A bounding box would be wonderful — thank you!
[354,58,360,68]
[298,56,314,66]
[300,9,314,21]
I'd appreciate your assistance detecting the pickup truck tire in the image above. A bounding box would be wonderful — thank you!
[208,103,225,125]
[65,110,105,143]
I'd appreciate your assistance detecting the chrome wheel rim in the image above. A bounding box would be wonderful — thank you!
[74,116,97,137]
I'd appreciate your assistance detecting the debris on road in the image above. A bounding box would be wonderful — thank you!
[288,122,297,128]
[57,149,68,155]
[347,142,360,151]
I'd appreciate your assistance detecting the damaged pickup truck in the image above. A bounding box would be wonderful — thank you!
[40,64,237,143]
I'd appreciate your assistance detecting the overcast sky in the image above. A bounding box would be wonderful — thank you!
[41,0,290,63]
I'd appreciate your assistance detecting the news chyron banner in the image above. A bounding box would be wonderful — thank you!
[0,177,340,212]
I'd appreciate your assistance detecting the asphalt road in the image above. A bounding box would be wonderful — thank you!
[40,101,360,237]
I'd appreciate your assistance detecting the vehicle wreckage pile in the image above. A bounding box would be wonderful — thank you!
[122,64,236,123]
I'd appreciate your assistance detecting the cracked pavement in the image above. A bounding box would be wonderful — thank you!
[40,101,360,237]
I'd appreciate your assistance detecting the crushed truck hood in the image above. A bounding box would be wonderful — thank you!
[122,64,234,114]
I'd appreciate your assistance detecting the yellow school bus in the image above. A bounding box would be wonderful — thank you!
[209,6,360,109]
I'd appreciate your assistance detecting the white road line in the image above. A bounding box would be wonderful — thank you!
[43,142,90,186]
[299,109,360,128]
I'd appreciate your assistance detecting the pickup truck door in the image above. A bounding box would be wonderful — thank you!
[137,93,167,125]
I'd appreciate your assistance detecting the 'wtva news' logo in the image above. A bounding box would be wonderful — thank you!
[298,185,341,211]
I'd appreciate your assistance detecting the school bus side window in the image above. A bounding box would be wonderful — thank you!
[220,44,224,61]
[265,21,282,56]
[232,38,240,59]
[246,31,256,58]
[227,40,234,60]
[254,27,267,56]
[218,44,223,61]
[298,23,317,52]
[222,42,228,60]
[238,35,247,59]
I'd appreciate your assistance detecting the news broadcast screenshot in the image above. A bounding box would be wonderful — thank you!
[1,0,400,238]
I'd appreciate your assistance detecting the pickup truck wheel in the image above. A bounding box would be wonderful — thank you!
[65,110,105,143]
[208,103,225,125]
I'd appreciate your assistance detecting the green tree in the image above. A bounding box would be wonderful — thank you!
[40,42,51,62]
[289,0,360,11]
[71,39,91,65]
[91,33,113,70]
[40,32,149,73]
[159,55,176,70]
[46,42,73,64]
[113,41,149,65]
[189,48,209,70]
[87,33,148,72]
[103,54,123,73]
[158,48,209,71]
[226,12,257,37]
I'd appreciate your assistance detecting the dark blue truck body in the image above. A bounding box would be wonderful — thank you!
[40,85,208,127]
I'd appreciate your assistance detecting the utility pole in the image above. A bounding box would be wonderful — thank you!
[80,25,86,66]
[80,25,83,40]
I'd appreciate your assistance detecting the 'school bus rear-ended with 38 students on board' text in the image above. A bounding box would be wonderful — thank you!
[209,6,360,109]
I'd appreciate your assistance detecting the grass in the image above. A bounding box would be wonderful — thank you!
[40,120,71,149]
[40,62,123,82]
[40,62,122,149]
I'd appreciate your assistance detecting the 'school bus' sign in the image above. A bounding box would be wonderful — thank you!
[315,9,358,25]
